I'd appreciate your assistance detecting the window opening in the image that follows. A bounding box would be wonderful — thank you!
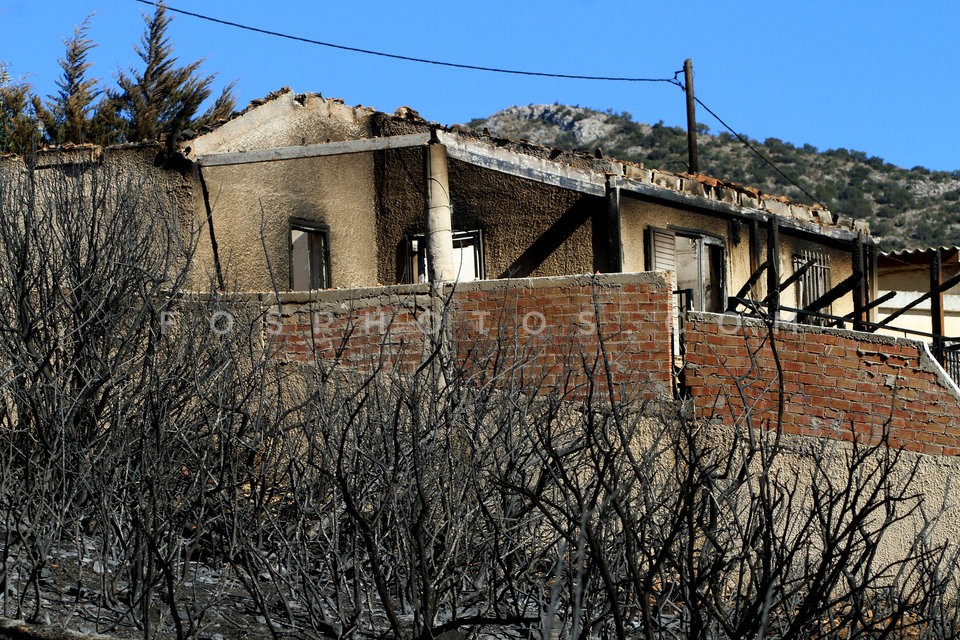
[290,221,330,290]
[648,227,726,313]
[407,230,484,283]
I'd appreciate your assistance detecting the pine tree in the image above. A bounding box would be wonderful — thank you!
[104,3,235,144]
[34,18,101,146]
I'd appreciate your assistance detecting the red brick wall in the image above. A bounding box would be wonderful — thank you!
[270,290,428,372]
[446,276,673,399]
[269,274,674,400]
[683,312,960,456]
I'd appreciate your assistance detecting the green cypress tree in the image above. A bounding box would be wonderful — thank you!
[0,62,39,155]
[104,2,235,144]
[35,18,101,146]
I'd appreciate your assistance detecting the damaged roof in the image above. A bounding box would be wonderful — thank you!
[189,88,870,238]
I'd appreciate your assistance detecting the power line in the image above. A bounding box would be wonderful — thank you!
[691,93,824,207]
[135,1,817,207]
[133,0,682,85]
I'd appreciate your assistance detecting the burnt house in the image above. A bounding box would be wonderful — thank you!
[182,88,877,327]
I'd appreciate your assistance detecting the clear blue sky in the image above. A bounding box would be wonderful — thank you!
[1,1,958,171]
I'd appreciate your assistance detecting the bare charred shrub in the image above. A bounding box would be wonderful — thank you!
[0,159,278,637]
[214,296,960,639]
[675,311,960,640]
[0,160,958,639]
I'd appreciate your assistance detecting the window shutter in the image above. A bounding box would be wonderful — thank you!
[647,227,676,272]
[794,249,832,323]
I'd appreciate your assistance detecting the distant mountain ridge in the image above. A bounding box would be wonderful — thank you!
[467,105,960,250]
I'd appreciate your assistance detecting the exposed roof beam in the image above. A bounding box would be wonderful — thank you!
[619,178,867,244]
[195,132,432,167]
[436,131,607,197]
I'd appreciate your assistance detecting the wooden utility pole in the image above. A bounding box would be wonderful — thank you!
[684,58,699,174]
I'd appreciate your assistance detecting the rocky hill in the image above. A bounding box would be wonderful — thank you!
[467,105,960,250]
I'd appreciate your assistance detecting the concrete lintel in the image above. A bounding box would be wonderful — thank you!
[619,177,865,245]
[195,132,432,167]
[436,131,607,197]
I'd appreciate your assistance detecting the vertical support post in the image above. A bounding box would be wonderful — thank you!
[749,218,761,297]
[684,58,699,175]
[852,236,866,331]
[869,242,878,326]
[606,175,623,272]
[426,137,455,283]
[931,248,944,362]
[766,218,780,319]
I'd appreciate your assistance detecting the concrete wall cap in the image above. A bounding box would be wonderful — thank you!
[210,272,671,307]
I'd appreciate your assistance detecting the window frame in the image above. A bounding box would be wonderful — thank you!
[646,225,727,313]
[405,229,485,283]
[288,218,331,290]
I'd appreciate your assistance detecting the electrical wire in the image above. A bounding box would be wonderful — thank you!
[133,0,681,84]
[690,92,824,207]
[135,0,818,208]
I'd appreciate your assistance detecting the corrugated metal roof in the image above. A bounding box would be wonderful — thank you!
[881,246,960,258]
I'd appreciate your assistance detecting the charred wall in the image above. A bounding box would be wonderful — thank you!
[374,146,427,285]
[372,150,610,285]
[198,152,379,291]
[447,160,609,279]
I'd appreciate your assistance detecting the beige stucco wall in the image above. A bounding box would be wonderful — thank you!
[882,441,960,565]
[620,193,856,317]
[879,264,960,296]
[876,293,960,339]
[876,264,960,339]
[621,196,742,277]
[2,146,209,292]
[187,91,382,291]
[778,236,856,320]
[198,154,378,291]
[101,148,206,276]
[701,423,960,580]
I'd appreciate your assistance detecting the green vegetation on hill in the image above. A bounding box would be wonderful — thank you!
[468,105,960,250]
